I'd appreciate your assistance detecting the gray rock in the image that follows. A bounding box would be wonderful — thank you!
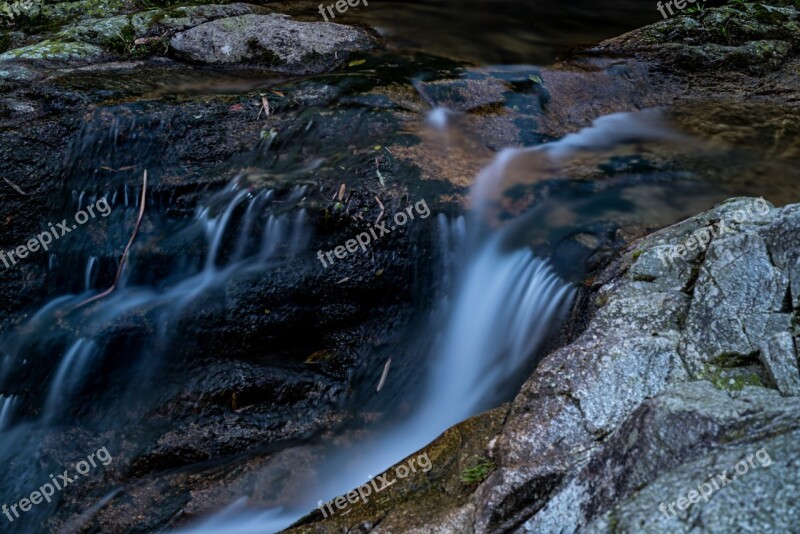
[131,3,268,37]
[56,4,271,52]
[168,14,377,74]
[467,198,800,532]
[528,382,800,532]
[761,332,800,395]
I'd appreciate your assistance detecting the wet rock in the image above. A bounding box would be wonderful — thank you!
[128,360,342,477]
[520,2,800,140]
[289,407,509,533]
[666,39,793,74]
[169,14,378,73]
[0,61,38,81]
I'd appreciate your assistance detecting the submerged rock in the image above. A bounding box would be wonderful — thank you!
[169,13,378,73]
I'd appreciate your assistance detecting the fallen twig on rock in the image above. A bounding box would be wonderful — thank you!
[374,195,384,225]
[2,177,28,196]
[73,170,147,310]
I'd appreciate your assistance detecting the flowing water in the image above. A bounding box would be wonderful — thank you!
[173,108,762,533]
[1,1,798,532]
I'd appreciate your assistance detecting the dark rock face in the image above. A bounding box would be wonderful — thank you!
[169,14,378,73]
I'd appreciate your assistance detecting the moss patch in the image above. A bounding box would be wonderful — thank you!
[698,363,765,392]
[460,457,497,485]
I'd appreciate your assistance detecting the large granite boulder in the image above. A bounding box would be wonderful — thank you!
[169,14,378,74]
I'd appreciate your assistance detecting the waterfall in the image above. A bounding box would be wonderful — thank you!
[43,339,95,422]
[177,113,659,534]
[0,179,314,455]
[0,395,17,431]
[85,256,97,290]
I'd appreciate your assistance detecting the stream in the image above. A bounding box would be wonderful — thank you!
[0,1,797,532]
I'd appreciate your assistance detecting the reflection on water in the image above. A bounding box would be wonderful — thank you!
[273,0,667,65]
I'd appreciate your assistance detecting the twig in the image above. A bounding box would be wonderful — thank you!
[3,177,28,196]
[100,165,135,172]
[377,358,392,392]
[73,170,148,310]
[374,196,384,225]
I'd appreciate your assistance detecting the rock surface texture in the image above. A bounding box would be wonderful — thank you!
[169,14,378,73]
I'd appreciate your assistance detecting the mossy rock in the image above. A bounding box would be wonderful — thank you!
[57,14,131,45]
[288,406,510,532]
[698,363,767,392]
[130,3,266,37]
[0,38,104,62]
[40,0,127,25]
[668,39,792,73]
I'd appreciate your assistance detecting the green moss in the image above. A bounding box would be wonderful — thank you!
[0,38,103,60]
[0,0,43,29]
[608,510,619,533]
[460,457,496,485]
[698,364,764,392]
[40,0,127,24]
